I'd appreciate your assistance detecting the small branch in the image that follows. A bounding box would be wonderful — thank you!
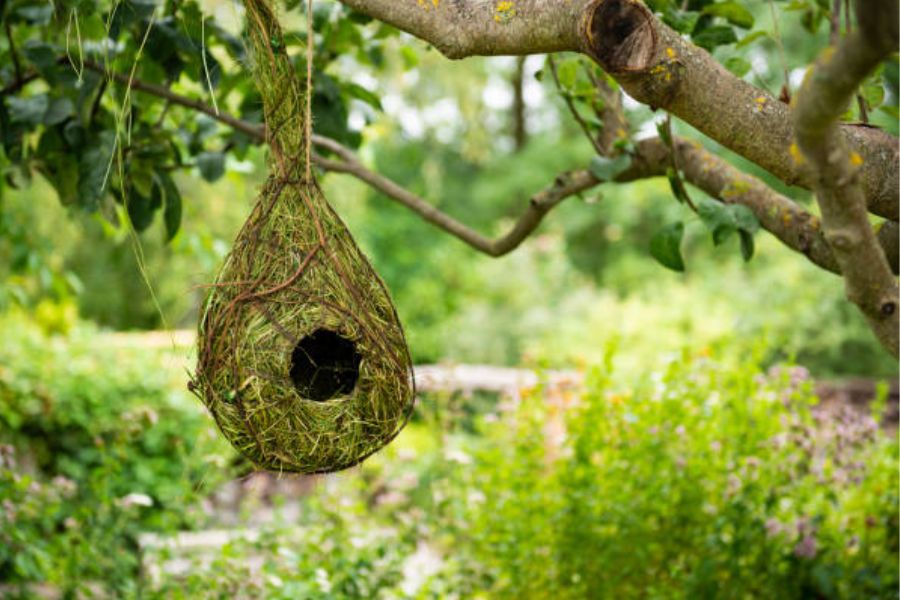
[318,152,599,257]
[660,115,697,212]
[80,59,266,141]
[582,63,627,156]
[793,0,899,355]
[829,0,841,46]
[548,55,605,155]
[511,56,527,151]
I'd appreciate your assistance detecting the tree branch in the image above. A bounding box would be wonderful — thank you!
[39,57,898,273]
[336,0,899,221]
[318,150,600,257]
[793,0,899,356]
[338,0,585,59]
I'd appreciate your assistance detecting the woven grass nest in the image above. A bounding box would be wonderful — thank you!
[191,0,414,474]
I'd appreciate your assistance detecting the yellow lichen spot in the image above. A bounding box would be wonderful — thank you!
[494,1,516,23]
[850,152,864,167]
[819,46,835,64]
[789,142,805,165]
[783,211,793,225]
[666,47,676,59]
[754,96,767,113]
[722,180,751,199]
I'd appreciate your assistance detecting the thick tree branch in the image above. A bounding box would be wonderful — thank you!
[793,0,899,356]
[335,0,899,221]
[53,58,899,272]
[338,0,585,59]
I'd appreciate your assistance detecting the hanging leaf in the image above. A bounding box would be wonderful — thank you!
[7,95,49,126]
[196,152,225,182]
[78,131,116,211]
[724,57,751,77]
[22,41,59,84]
[739,229,755,261]
[696,197,759,259]
[666,167,692,205]
[126,186,156,232]
[43,97,75,126]
[693,26,738,51]
[555,58,580,90]
[702,2,755,29]
[650,222,686,272]
[156,171,183,241]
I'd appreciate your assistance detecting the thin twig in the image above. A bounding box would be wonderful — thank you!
[547,55,605,155]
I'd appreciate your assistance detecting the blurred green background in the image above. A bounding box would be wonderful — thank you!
[1,0,898,597]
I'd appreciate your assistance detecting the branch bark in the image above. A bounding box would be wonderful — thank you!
[336,0,899,221]
[337,0,585,58]
[67,59,898,272]
[793,0,899,356]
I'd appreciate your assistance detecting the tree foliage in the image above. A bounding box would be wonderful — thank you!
[1,0,898,352]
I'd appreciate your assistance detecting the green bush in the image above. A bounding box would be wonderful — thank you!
[451,348,899,598]
[0,313,234,595]
[1,313,895,598]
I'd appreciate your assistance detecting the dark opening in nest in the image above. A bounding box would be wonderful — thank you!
[290,329,362,401]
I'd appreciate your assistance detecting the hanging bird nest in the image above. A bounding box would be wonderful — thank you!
[191,0,415,474]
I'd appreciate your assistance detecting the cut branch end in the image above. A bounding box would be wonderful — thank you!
[584,0,657,73]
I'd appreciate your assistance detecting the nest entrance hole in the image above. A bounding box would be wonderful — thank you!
[290,329,362,401]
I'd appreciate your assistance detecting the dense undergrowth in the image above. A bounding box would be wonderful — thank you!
[0,314,896,598]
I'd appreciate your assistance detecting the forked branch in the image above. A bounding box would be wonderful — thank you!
[336,0,899,220]
[793,0,899,356]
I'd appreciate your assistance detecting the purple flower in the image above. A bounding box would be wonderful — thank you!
[794,534,817,559]
[765,518,783,538]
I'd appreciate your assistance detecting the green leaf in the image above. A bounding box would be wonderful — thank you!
[702,2,755,29]
[739,229,755,261]
[736,30,770,49]
[555,58,580,90]
[126,188,156,232]
[196,152,225,182]
[22,41,59,84]
[589,154,631,181]
[665,167,692,205]
[12,3,53,25]
[43,97,75,126]
[656,120,672,146]
[400,46,419,68]
[861,79,885,112]
[78,131,116,211]
[730,204,760,233]
[650,222,686,272]
[696,197,759,250]
[63,121,87,148]
[156,172,183,241]
[7,94,49,126]
[693,26,738,51]
[724,57,751,77]
[343,82,382,110]
[662,9,701,34]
